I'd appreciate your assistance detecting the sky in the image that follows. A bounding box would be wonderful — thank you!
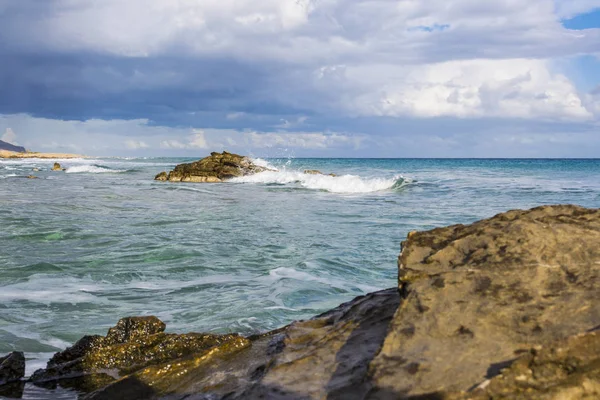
[0,0,599,158]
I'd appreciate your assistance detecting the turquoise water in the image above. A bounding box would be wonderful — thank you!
[1,157,599,382]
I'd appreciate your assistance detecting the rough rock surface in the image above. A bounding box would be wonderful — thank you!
[84,289,400,400]
[31,316,248,393]
[51,162,64,171]
[22,205,600,399]
[449,330,600,400]
[369,204,600,398]
[0,351,25,386]
[155,151,270,183]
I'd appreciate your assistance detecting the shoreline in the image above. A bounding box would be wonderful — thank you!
[0,150,86,159]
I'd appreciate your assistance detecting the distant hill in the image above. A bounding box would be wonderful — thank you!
[0,139,26,153]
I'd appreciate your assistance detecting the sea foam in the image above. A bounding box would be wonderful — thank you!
[65,165,126,174]
[232,160,411,193]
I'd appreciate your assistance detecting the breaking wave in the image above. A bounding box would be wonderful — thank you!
[232,162,412,193]
[65,165,127,174]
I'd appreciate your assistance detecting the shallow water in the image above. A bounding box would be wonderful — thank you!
[1,157,599,388]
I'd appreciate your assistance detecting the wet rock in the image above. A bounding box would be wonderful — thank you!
[304,169,337,177]
[26,175,38,179]
[32,167,40,172]
[51,162,65,171]
[31,316,247,393]
[156,151,270,183]
[369,204,600,398]
[85,289,400,400]
[0,351,25,386]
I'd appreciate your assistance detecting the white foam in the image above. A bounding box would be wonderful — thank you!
[65,165,126,174]
[250,157,278,170]
[232,170,410,193]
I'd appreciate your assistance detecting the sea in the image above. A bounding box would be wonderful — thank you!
[1,157,599,397]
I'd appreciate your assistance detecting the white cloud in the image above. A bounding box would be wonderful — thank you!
[312,59,594,120]
[554,0,600,18]
[3,1,599,122]
[124,139,149,149]
[189,130,208,148]
[245,131,364,149]
[1,127,17,144]
[159,140,188,149]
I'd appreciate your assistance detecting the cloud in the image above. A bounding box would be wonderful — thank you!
[1,127,18,144]
[333,59,594,120]
[245,131,365,150]
[0,1,599,156]
[189,130,208,148]
[124,139,149,149]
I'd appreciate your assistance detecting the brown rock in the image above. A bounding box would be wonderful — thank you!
[84,289,400,400]
[158,151,270,183]
[154,171,168,181]
[449,330,600,400]
[51,162,64,171]
[31,316,246,393]
[304,169,323,175]
[368,205,600,398]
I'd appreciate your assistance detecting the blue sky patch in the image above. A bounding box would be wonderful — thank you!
[562,8,600,30]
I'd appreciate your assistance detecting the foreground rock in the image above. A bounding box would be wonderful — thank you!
[155,151,271,183]
[25,205,600,399]
[51,162,65,171]
[449,330,600,400]
[31,316,248,393]
[369,204,600,398]
[0,352,25,399]
[0,352,25,386]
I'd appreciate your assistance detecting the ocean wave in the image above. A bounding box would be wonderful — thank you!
[231,169,412,193]
[251,157,278,170]
[65,165,127,174]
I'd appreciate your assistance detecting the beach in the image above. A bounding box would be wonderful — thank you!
[0,150,85,159]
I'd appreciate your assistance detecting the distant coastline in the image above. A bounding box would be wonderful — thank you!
[0,150,86,159]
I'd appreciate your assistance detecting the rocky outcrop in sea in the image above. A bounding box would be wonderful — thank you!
[2,204,598,399]
[155,151,271,182]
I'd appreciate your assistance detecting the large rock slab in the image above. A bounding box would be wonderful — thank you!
[155,151,270,183]
[368,204,600,398]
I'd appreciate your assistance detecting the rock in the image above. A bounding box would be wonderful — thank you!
[0,351,25,386]
[51,162,65,171]
[26,175,38,179]
[368,204,600,398]
[304,169,337,177]
[32,167,40,172]
[154,171,168,181]
[156,151,271,183]
[31,316,248,393]
[84,289,400,400]
[448,330,600,400]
